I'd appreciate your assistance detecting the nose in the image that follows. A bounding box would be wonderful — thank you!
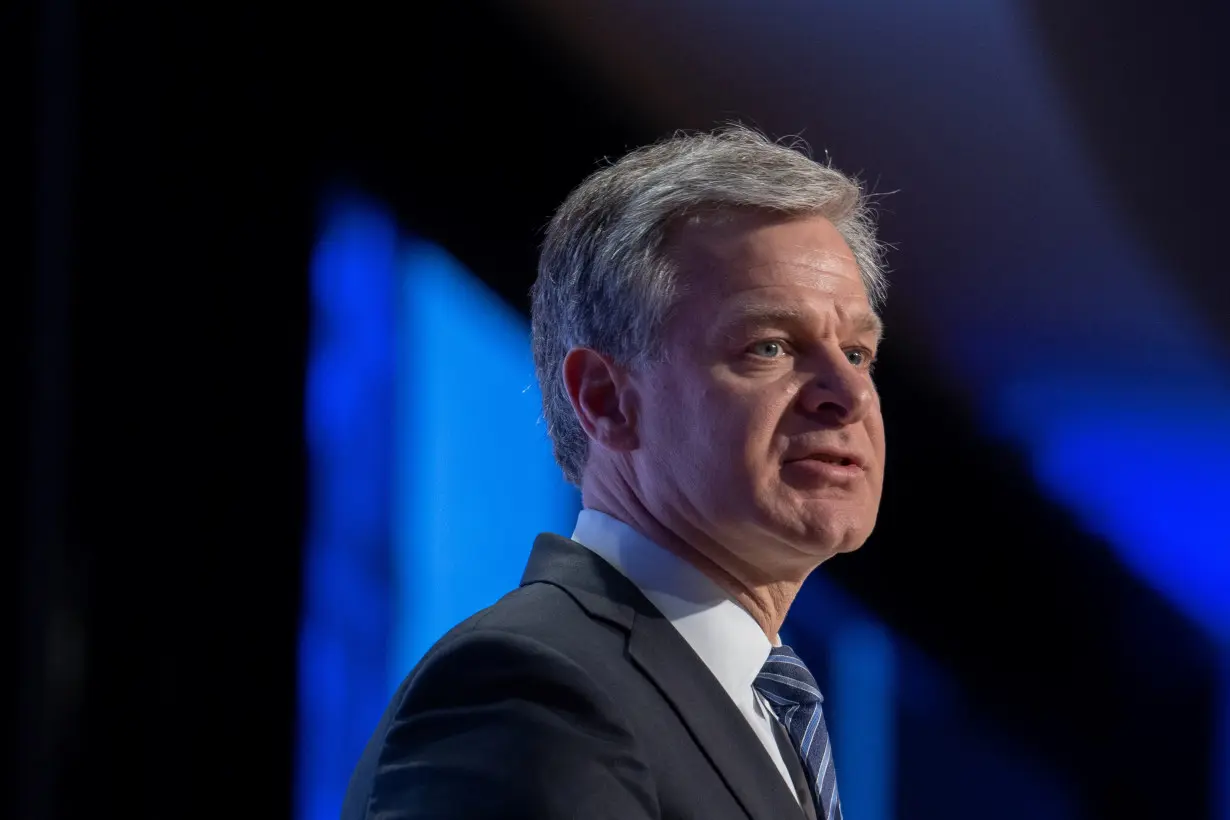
[797,352,875,426]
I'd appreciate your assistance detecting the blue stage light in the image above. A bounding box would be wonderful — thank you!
[993,375,1230,642]
[387,238,581,687]
[299,195,398,820]
[299,196,578,820]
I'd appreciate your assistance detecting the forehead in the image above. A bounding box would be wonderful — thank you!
[666,211,871,315]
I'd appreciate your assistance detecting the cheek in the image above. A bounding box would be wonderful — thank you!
[745,387,796,446]
[864,414,888,495]
[714,391,790,471]
[643,368,790,480]
[640,378,712,465]
[869,407,887,456]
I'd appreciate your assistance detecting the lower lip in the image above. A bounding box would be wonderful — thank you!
[782,458,863,485]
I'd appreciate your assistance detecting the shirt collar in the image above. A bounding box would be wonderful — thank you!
[570,508,773,699]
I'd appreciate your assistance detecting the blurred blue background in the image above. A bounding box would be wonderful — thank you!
[19,2,1228,819]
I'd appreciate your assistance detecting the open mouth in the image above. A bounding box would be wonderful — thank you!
[803,453,857,467]
[782,450,864,485]
[792,454,861,467]
[784,451,864,472]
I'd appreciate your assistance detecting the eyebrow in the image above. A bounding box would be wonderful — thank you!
[720,303,884,344]
[851,310,885,343]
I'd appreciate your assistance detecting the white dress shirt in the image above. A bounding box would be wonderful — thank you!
[570,508,799,801]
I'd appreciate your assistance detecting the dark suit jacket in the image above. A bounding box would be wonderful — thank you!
[342,533,811,820]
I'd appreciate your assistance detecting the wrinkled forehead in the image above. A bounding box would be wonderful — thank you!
[665,211,868,303]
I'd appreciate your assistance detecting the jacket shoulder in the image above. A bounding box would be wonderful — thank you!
[342,583,655,820]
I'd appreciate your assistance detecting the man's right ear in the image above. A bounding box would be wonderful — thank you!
[561,347,639,453]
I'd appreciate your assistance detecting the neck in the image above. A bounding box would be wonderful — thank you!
[582,472,807,641]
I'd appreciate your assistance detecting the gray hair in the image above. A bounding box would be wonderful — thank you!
[531,124,887,486]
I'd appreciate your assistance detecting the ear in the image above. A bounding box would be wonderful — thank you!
[561,347,639,452]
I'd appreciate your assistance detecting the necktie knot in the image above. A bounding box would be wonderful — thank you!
[754,645,824,709]
[754,645,844,819]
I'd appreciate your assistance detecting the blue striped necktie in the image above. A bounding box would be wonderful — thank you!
[754,646,843,820]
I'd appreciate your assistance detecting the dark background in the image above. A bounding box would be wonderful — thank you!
[18,1,1228,818]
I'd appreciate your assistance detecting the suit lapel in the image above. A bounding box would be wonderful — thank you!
[627,606,809,820]
[522,535,806,820]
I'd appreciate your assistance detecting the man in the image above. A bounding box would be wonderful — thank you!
[343,125,887,820]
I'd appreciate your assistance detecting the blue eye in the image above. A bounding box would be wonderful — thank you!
[750,340,785,358]
[846,347,875,368]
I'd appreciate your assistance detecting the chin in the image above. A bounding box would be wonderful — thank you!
[744,486,877,558]
[805,528,870,558]
[787,506,876,557]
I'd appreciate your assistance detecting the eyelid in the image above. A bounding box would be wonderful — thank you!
[745,338,792,357]
[846,344,878,369]
[742,336,876,365]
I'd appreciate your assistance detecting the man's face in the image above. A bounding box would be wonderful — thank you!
[630,212,885,572]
